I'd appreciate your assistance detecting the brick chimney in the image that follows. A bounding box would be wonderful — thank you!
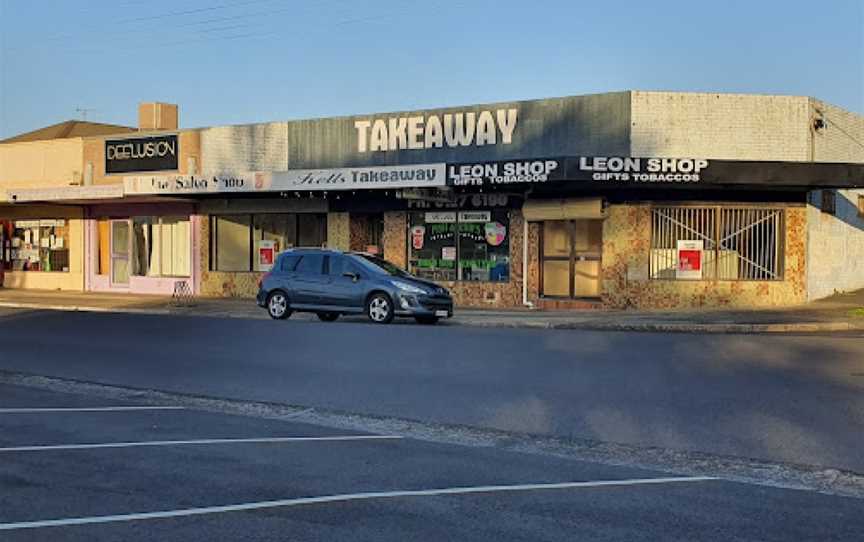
[138,102,179,131]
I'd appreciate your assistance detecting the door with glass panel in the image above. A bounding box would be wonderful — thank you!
[541,219,603,298]
[110,219,131,287]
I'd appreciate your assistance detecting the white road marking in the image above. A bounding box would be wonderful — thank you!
[0,434,402,452]
[0,406,185,413]
[0,476,716,531]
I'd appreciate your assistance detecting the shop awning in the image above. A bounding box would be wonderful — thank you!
[6,185,124,203]
[522,198,605,221]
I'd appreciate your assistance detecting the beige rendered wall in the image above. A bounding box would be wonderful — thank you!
[0,205,85,291]
[601,204,807,309]
[0,139,85,197]
[630,91,810,160]
[806,99,864,300]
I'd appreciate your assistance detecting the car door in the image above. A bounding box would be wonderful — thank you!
[290,253,330,307]
[319,255,366,312]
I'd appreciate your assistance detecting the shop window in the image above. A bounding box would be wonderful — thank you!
[298,214,327,247]
[408,210,510,282]
[650,206,785,281]
[210,213,327,272]
[1,219,70,272]
[130,216,190,277]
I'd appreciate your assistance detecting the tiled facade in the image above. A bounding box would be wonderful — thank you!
[382,212,407,269]
[600,205,807,309]
[327,212,350,251]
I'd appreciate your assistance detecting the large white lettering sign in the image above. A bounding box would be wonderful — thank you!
[354,109,518,153]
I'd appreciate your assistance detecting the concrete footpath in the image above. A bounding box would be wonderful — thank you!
[0,287,862,334]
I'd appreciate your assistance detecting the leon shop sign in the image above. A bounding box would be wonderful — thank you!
[124,164,447,195]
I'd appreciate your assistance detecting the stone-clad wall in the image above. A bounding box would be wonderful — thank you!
[600,204,807,309]
[327,213,350,251]
[382,212,407,269]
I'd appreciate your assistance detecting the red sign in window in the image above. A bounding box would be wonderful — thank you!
[678,250,702,271]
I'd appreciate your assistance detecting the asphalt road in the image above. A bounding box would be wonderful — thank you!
[1,383,862,541]
[0,308,862,475]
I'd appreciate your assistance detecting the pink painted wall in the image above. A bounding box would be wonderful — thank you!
[84,203,200,295]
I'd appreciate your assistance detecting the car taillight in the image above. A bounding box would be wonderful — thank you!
[257,272,271,288]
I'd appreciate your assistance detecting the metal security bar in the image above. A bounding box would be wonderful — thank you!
[650,206,784,281]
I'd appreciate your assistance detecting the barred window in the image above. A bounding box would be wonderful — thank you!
[650,206,785,281]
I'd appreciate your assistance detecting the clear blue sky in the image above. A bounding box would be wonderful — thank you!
[0,0,862,138]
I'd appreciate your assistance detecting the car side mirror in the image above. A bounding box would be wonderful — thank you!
[343,271,360,282]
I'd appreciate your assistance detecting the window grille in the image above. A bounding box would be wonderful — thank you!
[650,206,785,281]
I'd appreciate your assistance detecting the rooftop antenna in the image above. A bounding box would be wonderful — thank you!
[75,107,96,121]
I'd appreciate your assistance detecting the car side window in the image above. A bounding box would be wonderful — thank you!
[279,255,300,273]
[342,258,364,278]
[293,254,325,275]
[328,256,344,276]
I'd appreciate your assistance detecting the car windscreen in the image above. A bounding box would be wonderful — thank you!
[353,254,409,277]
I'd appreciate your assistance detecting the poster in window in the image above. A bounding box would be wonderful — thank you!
[257,240,276,272]
[442,246,456,261]
[485,222,506,247]
[676,240,703,280]
[411,225,426,250]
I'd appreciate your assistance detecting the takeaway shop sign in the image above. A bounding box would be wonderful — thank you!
[124,164,447,195]
[105,134,179,174]
[270,163,445,190]
[354,108,518,153]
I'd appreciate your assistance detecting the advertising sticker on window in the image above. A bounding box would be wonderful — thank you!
[257,240,277,272]
[676,240,703,280]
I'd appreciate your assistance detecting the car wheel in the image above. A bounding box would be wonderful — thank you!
[414,316,439,325]
[366,293,394,324]
[266,291,292,320]
[317,312,340,322]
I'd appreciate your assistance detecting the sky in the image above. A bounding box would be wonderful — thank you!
[0,0,862,138]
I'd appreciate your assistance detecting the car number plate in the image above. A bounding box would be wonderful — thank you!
[435,310,449,317]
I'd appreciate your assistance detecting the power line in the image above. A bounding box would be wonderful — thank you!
[14,0,284,45]
[10,0,352,51]
[65,1,457,56]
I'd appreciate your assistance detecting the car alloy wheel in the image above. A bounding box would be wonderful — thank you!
[367,294,393,324]
[267,292,291,320]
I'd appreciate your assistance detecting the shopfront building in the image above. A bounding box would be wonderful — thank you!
[3,93,864,310]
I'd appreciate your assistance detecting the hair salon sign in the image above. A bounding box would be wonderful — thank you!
[105,134,178,174]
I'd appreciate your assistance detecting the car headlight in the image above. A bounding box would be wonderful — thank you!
[391,280,426,294]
